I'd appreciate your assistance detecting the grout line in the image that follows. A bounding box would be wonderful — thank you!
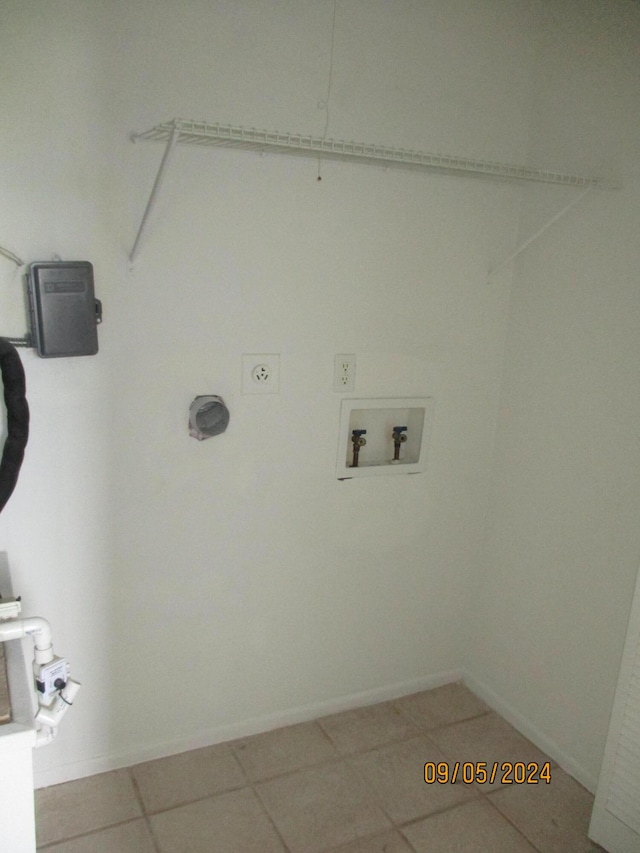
[393,791,484,831]
[314,717,344,751]
[483,792,543,852]
[127,765,147,814]
[35,817,147,850]
[250,780,294,853]
[37,707,502,846]
[34,687,582,851]
[136,781,248,817]
[126,767,162,853]
[398,826,421,853]
[225,743,253,787]
[227,720,436,787]
[144,815,163,853]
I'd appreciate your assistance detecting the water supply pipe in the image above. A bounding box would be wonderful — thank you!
[0,609,80,747]
[0,616,52,654]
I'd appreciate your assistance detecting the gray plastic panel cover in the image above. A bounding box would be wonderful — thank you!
[27,262,99,357]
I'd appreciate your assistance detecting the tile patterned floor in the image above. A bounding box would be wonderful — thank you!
[35,683,605,852]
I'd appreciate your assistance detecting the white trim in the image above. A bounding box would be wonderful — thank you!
[461,668,598,793]
[35,665,601,792]
[34,668,463,788]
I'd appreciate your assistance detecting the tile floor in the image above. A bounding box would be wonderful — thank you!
[34,682,606,852]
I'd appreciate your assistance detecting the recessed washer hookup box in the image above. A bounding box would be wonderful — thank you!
[27,261,101,357]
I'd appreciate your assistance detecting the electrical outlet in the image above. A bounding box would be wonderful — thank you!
[334,353,356,393]
[242,354,280,394]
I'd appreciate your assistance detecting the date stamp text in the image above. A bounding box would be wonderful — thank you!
[424,761,552,785]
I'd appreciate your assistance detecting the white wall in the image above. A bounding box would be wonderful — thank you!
[466,0,640,790]
[2,0,635,794]
[0,0,530,785]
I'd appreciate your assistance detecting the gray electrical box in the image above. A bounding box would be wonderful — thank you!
[27,262,101,357]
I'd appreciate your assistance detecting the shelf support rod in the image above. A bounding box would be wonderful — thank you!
[489,185,593,279]
[129,122,181,264]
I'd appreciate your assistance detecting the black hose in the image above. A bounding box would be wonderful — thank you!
[0,338,29,512]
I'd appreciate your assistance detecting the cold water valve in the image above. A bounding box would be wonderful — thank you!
[391,425,408,464]
[350,429,367,468]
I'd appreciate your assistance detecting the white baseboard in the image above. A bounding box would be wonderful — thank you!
[35,666,598,793]
[34,668,463,789]
[461,668,598,794]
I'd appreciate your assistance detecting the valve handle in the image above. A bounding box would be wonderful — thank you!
[392,426,408,442]
[352,429,367,446]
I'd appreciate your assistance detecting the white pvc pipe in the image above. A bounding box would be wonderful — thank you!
[36,679,81,729]
[0,616,80,748]
[0,617,52,652]
[35,728,57,748]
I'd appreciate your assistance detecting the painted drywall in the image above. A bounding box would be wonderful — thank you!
[2,0,635,794]
[466,0,640,790]
[0,0,530,785]
[101,0,528,775]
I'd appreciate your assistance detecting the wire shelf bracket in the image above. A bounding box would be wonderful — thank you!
[129,118,617,263]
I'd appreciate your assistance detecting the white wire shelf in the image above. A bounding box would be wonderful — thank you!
[129,118,616,262]
[134,119,612,188]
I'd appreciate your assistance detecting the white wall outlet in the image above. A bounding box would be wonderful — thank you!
[242,354,280,394]
[334,354,356,393]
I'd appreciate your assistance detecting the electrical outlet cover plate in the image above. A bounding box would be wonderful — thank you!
[334,354,356,393]
[242,354,280,394]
